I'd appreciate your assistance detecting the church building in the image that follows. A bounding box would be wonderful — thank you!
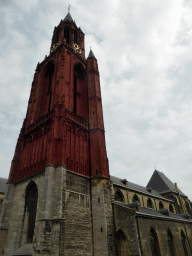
[0,11,192,256]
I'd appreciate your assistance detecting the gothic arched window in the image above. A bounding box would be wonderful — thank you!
[147,198,153,208]
[149,228,161,256]
[40,62,55,116]
[132,194,140,204]
[25,181,38,244]
[181,230,188,256]
[73,63,86,116]
[159,201,164,210]
[114,190,124,202]
[73,74,77,113]
[167,229,175,256]
[169,204,174,213]
[45,62,55,93]
[115,229,128,256]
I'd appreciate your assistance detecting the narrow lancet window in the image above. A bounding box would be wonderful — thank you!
[64,27,70,44]
[25,181,38,244]
[45,62,54,113]
[167,229,175,256]
[74,30,78,44]
[181,230,188,256]
[73,74,77,113]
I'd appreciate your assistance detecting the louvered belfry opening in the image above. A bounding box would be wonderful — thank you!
[74,30,78,44]
[64,27,70,44]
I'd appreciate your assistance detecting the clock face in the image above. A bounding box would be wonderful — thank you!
[73,43,81,54]
[51,43,58,52]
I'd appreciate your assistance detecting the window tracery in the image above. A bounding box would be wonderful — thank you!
[114,190,124,202]
[147,198,153,208]
[159,201,164,210]
[132,194,140,204]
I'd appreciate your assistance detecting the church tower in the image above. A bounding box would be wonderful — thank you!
[0,12,115,256]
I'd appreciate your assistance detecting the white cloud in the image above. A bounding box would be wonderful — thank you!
[1,0,192,200]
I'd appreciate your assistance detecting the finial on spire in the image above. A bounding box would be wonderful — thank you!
[68,5,70,13]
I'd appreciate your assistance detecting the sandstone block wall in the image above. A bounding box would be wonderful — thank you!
[64,170,92,256]
[91,177,116,256]
[137,216,192,256]
[113,203,141,256]
[0,229,7,256]
[1,166,94,256]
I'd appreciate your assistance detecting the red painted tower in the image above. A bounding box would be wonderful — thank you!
[8,12,109,183]
[1,12,115,256]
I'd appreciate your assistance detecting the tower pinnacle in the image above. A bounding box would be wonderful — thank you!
[88,49,96,58]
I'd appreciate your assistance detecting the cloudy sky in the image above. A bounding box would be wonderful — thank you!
[1,0,192,199]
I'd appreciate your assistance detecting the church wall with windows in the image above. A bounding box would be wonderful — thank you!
[113,183,175,212]
[137,216,192,256]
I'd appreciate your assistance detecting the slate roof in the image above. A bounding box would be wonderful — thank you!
[137,207,192,222]
[88,49,96,58]
[111,175,174,202]
[0,178,7,193]
[114,201,192,222]
[147,170,186,197]
[64,13,73,22]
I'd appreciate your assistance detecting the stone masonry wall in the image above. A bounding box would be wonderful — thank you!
[64,170,92,256]
[113,203,141,256]
[137,216,192,256]
[91,177,116,256]
[0,229,7,256]
[1,166,93,256]
[3,171,45,256]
